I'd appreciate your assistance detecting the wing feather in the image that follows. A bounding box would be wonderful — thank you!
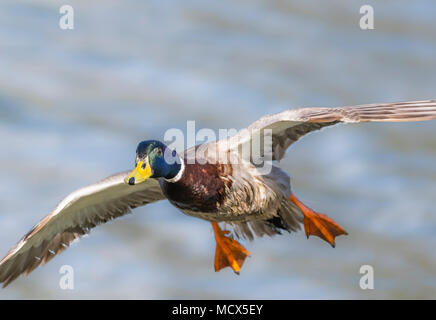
[0,171,165,287]
[226,100,436,161]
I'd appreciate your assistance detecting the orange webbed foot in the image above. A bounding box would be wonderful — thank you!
[290,193,348,247]
[211,223,251,274]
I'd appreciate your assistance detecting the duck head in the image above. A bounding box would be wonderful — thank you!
[125,140,182,185]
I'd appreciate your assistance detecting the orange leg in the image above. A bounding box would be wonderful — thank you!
[211,222,251,274]
[289,193,348,247]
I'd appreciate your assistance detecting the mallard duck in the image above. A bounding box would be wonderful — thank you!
[1,100,436,287]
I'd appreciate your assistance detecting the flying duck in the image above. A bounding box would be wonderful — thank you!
[1,100,436,287]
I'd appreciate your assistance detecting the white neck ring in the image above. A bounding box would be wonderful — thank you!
[165,159,185,183]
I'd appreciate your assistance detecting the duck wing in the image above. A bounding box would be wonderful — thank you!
[226,100,436,161]
[0,171,165,287]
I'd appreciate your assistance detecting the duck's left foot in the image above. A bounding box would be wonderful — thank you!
[289,193,348,247]
[211,222,251,274]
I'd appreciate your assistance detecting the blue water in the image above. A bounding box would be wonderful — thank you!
[1,0,436,299]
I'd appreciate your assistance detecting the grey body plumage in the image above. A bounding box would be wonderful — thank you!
[161,152,302,240]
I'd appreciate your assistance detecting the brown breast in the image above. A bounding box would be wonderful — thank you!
[161,161,233,213]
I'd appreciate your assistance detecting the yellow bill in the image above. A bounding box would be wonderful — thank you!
[125,158,152,185]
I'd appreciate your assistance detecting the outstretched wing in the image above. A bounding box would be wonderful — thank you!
[0,171,165,287]
[226,100,436,161]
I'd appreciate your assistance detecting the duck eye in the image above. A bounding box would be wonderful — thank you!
[156,148,163,156]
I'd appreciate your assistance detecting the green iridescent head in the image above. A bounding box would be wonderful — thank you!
[125,140,181,185]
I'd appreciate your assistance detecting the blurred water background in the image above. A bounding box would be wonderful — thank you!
[1,0,436,299]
